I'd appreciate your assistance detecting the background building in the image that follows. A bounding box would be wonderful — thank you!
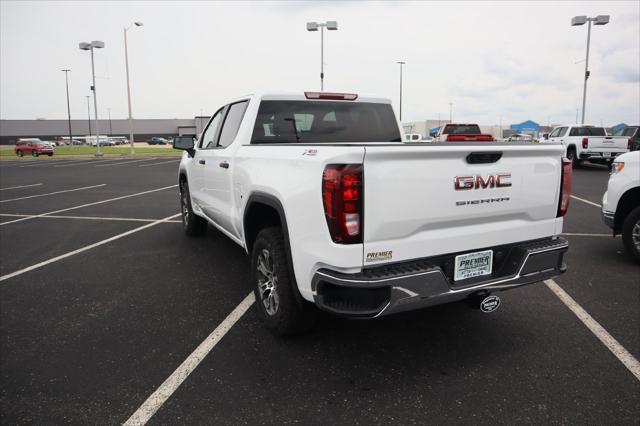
[0,117,202,144]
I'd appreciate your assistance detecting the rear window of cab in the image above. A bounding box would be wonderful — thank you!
[250,100,401,144]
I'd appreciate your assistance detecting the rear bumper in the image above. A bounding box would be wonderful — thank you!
[312,237,568,318]
[579,151,625,161]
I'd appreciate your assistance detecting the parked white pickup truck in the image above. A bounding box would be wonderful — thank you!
[541,125,628,167]
[174,91,571,335]
[602,151,640,263]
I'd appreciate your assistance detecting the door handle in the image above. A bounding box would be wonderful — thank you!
[219,161,229,169]
[198,159,205,165]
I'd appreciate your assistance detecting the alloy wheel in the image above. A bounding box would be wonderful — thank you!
[256,248,279,316]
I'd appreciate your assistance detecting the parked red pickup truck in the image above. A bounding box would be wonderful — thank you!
[435,124,494,142]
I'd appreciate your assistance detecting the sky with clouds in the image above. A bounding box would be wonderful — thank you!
[1,0,638,126]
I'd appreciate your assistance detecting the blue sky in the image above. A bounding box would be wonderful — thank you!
[1,0,638,126]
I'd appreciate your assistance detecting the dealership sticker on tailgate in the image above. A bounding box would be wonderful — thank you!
[454,250,493,281]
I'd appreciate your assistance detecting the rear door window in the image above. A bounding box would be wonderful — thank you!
[217,101,249,148]
[251,101,401,143]
[588,127,606,136]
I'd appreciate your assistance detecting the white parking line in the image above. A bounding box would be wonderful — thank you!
[545,279,640,382]
[138,159,180,167]
[0,213,181,223]
[19,162,61,168]
[95,158,157,167]
[0,184,106,203]
[0,184,178,226]
[0,213,181,283]
[53,158,128,168]
[123,293,255,426]
[561,232,611,237]
[571,195,602,208]
[0,183,43,191]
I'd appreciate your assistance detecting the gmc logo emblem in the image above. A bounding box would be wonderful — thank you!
[455,173,512,190]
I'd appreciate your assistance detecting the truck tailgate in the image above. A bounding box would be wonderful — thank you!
[362,143,564,266]
[588,136,628,152]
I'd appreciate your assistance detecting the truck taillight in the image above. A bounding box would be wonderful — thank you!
[582,137,588,149]
[322,164,363,244]
[628,138,632,150]
[557,158,572,217]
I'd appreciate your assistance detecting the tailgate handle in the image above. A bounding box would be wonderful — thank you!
[466,152,502,164]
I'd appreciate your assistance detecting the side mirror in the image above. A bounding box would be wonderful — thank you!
[542,133,549,139]
[173,136,195,156]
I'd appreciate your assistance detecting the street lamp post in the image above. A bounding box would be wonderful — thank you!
[571,15,610,125]
[306,20,338,91]
[125,22,143,154]
[86,95,92,139]
[397,61,405,121]
[79,40,105,156]
[108,108,113,136]
[61,69,73,146]
[449,102,453,123]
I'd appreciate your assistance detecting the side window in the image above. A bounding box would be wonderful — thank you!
[217,101,249,148]
[549,128,561,138]
[198,108,224,149]
[558,127,568,137]
[569,127,589,137]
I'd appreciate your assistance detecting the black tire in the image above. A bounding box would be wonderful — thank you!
[31,150,38,157]
[179,179,207,236]
[251,227,317,335]
[47,153,53,157]
[16,150,22,157]
[567,146,579,168]
[621,206,640,264]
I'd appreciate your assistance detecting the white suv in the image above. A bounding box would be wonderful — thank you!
[602,151,640,263]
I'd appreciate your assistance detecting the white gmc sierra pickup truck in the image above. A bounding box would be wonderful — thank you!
[541,125,629,167]
[174,92,571,335]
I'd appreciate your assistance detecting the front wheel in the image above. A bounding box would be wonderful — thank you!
[16,150,23,157]
[179,180,207,236]
[48,153,53,157]
[251,227,316,335]
[621,206,640,264]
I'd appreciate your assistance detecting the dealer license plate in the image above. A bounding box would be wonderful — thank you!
[603,152,611,158]
[454,250,493,281]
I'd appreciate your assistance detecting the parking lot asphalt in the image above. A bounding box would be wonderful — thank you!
[0,157,638,424]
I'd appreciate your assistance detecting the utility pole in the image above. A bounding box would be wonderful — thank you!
[397,61,405,121]
[62,69,73,146]
[108,108,113,136]
[86,95,92,139]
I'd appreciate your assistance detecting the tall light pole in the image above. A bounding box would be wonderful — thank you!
[61,69,73,146]
[108,108,113,136]
[571,15,610,125]
[79,40,105,156]
[125,21,143,154]
[86,95,92,139]
[449,102,453,123]
[306,21,338,91]
[397,61,405,121]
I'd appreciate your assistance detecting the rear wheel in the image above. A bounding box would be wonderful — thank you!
[567,147,579,168]
[251,227,316,335]
[621,206,640,264]
[31,150,38,157]
[47,153,53,157]
[179,179,207,236]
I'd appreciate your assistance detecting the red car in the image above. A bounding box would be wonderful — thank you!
[15,139,54,157]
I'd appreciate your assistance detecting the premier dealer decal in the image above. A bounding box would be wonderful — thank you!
[366,251,393,262]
